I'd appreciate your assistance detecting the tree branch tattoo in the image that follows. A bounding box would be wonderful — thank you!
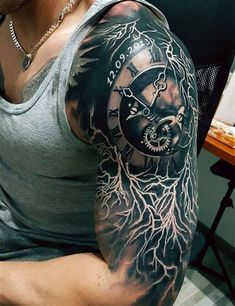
[66,3,198,305]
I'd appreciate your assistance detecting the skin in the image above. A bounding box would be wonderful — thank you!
[0,0,28,14]
[0,1,198,305]
[0,0,92,47]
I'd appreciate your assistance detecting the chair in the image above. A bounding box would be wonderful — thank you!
[181,25,235,302]
[195,159,235,298]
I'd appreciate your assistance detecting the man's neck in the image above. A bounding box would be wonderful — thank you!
[6,0,77,51]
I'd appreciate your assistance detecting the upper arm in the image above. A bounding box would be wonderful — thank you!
[65,2,198,305]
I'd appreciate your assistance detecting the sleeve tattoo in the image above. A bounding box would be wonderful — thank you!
[65,2,198,305]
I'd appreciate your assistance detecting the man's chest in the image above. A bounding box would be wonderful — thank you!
[0,23,77,104]
[0,64,58,105]
[0,39,59,104]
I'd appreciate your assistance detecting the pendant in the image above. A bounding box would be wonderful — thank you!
[22,54,32,70]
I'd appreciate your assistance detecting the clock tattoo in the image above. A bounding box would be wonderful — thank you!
[107,48,190,166]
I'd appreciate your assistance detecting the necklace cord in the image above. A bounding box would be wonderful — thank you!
[9,0,80,70]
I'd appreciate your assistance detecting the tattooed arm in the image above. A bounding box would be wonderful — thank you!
[66,2,198,305]
[0,2,198,306]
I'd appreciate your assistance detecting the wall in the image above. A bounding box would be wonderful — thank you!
[198,149,235,248]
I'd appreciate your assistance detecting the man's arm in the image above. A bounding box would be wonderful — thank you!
[0,2,198,305]
[0,253,136,306]
[66,1,198,305]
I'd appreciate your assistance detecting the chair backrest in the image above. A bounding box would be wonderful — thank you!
[195,60,233,154]
[149,0,235,154]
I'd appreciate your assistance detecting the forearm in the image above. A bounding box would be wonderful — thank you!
[0,253,136,306]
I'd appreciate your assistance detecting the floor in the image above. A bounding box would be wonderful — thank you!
[175,247,235,305]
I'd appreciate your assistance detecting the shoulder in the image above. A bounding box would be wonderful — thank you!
[68,0,168,77]
[65,1,162,136]
[67,0,193,94]
[65,1,198,170]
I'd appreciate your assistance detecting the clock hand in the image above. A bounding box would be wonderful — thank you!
[151,74,167,107]
[122,87,151,118]
[122,87,147,108]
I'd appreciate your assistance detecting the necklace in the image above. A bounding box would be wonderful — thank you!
[9,0,79,70]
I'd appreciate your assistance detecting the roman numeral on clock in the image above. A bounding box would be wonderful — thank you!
[127,62,139,77]
[109,108,119,117]
[114,86,124,97]
[149,48,158,63]
[144,156,156,169]
[122,144,134,160]
[111,125,122,142]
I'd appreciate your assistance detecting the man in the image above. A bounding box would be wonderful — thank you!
[0,0,198,305]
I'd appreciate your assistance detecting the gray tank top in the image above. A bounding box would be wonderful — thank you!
[0,0,168,261]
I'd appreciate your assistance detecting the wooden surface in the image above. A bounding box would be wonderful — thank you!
[203,135,235,166]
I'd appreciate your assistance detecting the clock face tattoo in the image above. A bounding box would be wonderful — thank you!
[107,49,190,166]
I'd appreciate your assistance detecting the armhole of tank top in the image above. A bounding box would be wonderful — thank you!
[56,75,92,149]
[55,2,103,149]
[56,31,95,150]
